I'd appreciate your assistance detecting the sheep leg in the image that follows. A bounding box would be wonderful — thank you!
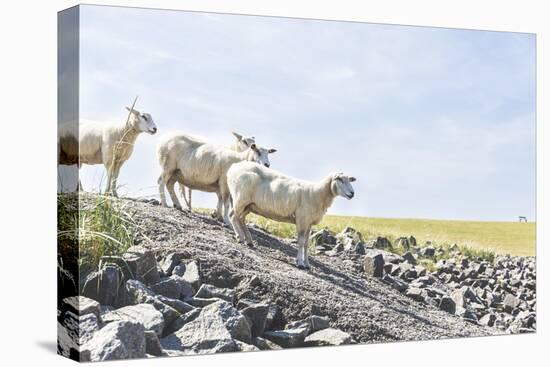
[303,226,312,269]
[104,164,113,196]
[229,207,246,243]
[110,163,122,197]
[186,187,192,210]
[240,210,254,246]
[166,172,183,210]
[178,183,191,209]
[213,192,224,221]
[158,174,168,207]
[296,231,305,268]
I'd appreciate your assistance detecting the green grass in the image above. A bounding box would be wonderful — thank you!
[242,213,535,257]
[58,193,138,273]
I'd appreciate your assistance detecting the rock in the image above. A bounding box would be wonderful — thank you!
[61,311,100,346]
[503,294,521,314]
[82,321,146,361]
[263,327,309,348]
[182,261,201,291]
[479,313,497,327]
[439,296,456,314]
[159,253,184,276]
[150,277,182,300]
[102,304,164,337]
[421,247,436,258]
[303,328,353,346]
[144,330,163,356]
[187,297,224,308]
[402,252,417,265]
[363,252,384,277]
[394,237,410,250]
[382,274,408,292]
[122,246,160,285]
[163,308,202,336]
[370,236,392,249]
[235,340,260,352]
[82,263,127,308]
[451,289,467,309]
[195,284,236,303]
[408,236,417,247]
[241,302,269,337]
[310,229,337,247]
[405,287,425,302]
[61,296,101,320]
[456,307,478,323]
[309,315,331,332]
[155,295,195,315]
[265,303,279,330]
[172,264,186,277]
[161,300,251,354]
[125,280,180,326]
[252,336,282,350]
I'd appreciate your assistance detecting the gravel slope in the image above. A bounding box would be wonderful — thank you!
[121,198,499,343]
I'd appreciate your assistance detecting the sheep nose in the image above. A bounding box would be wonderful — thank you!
[264,163,270,168]
[349,192,355,198]
[151,127,157,134]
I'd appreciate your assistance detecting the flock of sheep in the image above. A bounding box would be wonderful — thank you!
[58,106,357,269]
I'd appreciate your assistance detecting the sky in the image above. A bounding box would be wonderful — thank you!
[67,5,535,221]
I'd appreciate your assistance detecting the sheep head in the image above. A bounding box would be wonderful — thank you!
[126,107,157,135]
[331,173,356,199]
[232,131,256,152]
[248,143,277,168]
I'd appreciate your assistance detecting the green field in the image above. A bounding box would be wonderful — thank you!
[246,214,536,257]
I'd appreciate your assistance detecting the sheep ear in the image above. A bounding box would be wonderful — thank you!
[268,148,277,154]
[126,106,138,114]
[349,176,357,182]
[232,131,243,141]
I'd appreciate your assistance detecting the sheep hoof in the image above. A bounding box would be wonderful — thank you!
[297,264,306,270]
[246,242,254,248]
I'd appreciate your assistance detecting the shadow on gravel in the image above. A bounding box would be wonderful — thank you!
[249,227,442,330]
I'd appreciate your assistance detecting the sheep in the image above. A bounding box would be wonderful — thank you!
[156,133,276,225]
[227,161,356,269]
[178,131,256,212]
[58,107,157,196]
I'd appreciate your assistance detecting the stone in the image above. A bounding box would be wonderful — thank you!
[408,236,417,247]
[61,311,100,346]
[479,313,497,327]
[122,246,160,285]
[182,261,201,291]
[439,296,456,314]
[187,297,224,308]
[402,252,417,265]
[102,304,164,337]
[263,327,308,348]
[172,264,186,277]
[405,287,425,302]
[241,302,269,337]
[303,328,353,346]
[160,300,251,354]
[195,284,236,303]
[235,340,260,352]
[309,315,331,332]
[150,277,182,300]
[503,294,521,314]
[163,308,202,336]
[252,336,282,350]
[125,280,180,326]
[144,330,163,356]
[61,296,101,320]
[82,321,146,361]
[394,237,410,250]
[451,289,467,309]
[310,228,337,247]
[155,295,195,315]
[382,274,408,292]
[421,247,436,258]
[265,303,279,330]
[363,252,384,277]
[371,236,392,249]
[82,263,127,308]
[159,253,184,277]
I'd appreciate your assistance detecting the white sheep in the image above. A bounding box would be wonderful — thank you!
[58,107,157,196]
[227,161,356,269]
[156,133,276,225]
[178,131,256,212]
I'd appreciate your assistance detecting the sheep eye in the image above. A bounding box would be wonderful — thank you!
[142,115,147,121]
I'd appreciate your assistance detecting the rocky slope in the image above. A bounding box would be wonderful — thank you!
[57,196,535,361]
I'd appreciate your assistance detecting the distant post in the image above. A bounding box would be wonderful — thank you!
[519,216,527,222]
